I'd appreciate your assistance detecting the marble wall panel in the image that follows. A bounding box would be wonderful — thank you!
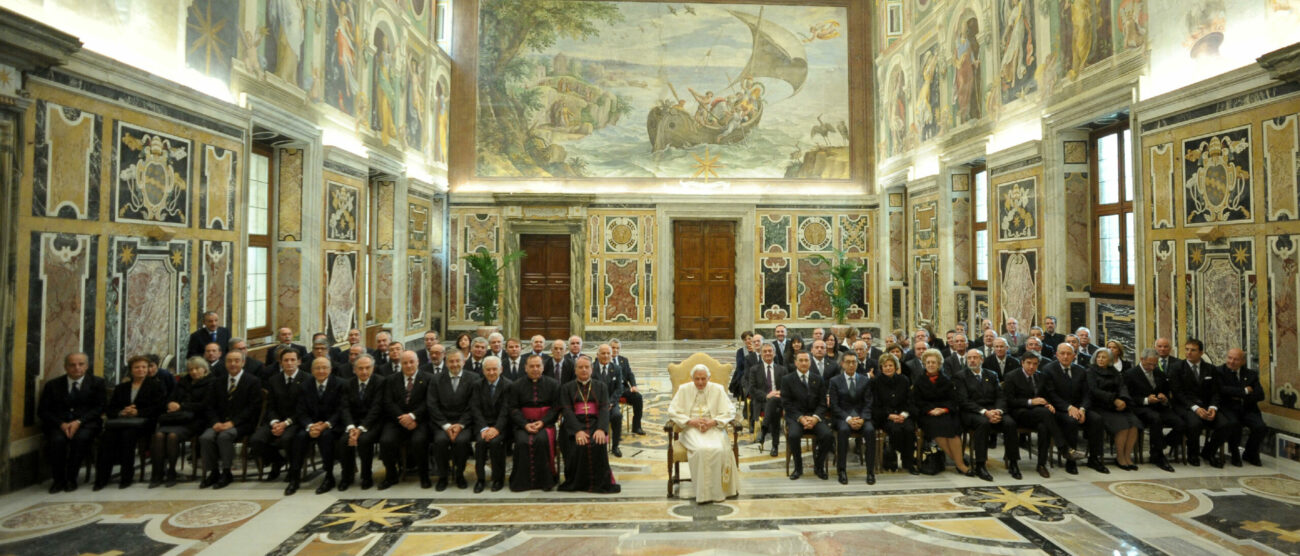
[999,249,1038,329]
[1065,172,1091,291]
[1096,300,1136,358]
[1264,114,1299,222]
[760,256,792,321]
[326,180,361,242]
[1183,126,1253,226]
[112,122,191,227]
[914,255,938,326]
[1149,142,1174,229]
[408,200,431,252]
[1069,300,1088,334]
[797,258,833,320]
[996,177,1038,241]
[199,240,233,323]
[761,215,791,252]
[889,209,905,281]
[277,148,303,241]
[449,210,502,326]
[375,179,395,250]
[324,250,358,343]
[1267,235,1300,406]
[1152,240,1177,340]
[106,237,190,383]
[200,145,236,230]
[32,101,100,220]
[23,232,97,426]
[797,216,834,253]
[956,292,970,329]
[429,256,444,329]
[276,247,301,333]
[374,253,393,323]
[429,196,445,251]
[1185,238,1257,365]
[892,287,905,331]
[974,292,989,327]
[912,199,937,250]
[1064,141,1088,164]
[408,256,426,328]
[602,259,640,323]
[449,213,460,323]
[952,196,971,286]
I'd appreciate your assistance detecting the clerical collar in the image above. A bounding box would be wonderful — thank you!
[578,379,590,385]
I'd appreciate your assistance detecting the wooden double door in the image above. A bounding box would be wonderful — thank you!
[673,221,736,340]
[519,234,571,340]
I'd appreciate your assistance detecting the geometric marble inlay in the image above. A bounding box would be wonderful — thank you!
[1186,238,1256,365]
[1183,127,1253,226]
[326,181,361,243]
[32,101,101,220]
[1108,481,1190,504]
[0,503,101,532]
[113,122,191,227]
[1267,234,1300,406]
[324,250,358,344]
[999,249,1038,329]
[24,232,97,427]
[1150,142,1174,229]
[168,501,262,529]
[1263,114,1298,222]
[106,237,190,383]
[200,144,236,230]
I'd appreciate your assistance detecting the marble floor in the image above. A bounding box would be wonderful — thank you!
[2,340,1299,555]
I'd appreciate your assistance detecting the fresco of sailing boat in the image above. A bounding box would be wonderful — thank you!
[474,1,850,180]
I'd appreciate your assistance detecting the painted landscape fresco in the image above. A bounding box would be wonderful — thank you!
[475,1,852,180]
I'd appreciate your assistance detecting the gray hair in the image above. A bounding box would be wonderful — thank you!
[1075,327,1092,335]
[691,364,711,378]
[964,349,984,360]
[471,336,489,347]
[354,354,375,366]
[483,355,502,368]
[228,337,246,350]
[185,356,210,374]
[609,338,621,346]
[1140,348,1159,361]
[488,332,504,342]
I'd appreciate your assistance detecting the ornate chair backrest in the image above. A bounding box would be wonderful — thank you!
[668,353,733,395]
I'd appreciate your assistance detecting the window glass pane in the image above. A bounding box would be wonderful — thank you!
[974,170,987,223]
[1098,215,1120,284]
[975,230,988,281]
[436,0,451,50]
[246,246,268,329]
[1097,133,1119,204]
[249,152,270,235]
[1126,211,1135,285]
[1122,128,1134,201]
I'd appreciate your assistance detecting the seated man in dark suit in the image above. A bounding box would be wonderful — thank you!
[543,340,568,383]
[1214,348,1266,467]
[291,356,348,494]
[417,330,440,365]
[466,337,490,375]
[377,343,404,378]
[187,311,231,359]
[942,334,969,377]
[201,341,224,370]
[379,351,435,489]
[954,350,1019,481]
[731,331,755,399]
[472,356,512,492]
[338,354,384,490]
[251,349,309,483]
[213,337,266,380]
[610,339,644,434]
[1041,343,1098,474]
[500,338,525,382]
[1023,337,1054,368]
[781,352,833,480]
[746,343,786,456]
[982,338,1021,380]
[309,338,348,379]
[336,328,364,365]
[38,352,106,493]
[1041,316,1066,354]
[311,332,345,369]
[828,353,875,484]
[1125,348,1182,472]
[337,344,367,379]
[1004,355,1076,478]
[428,350,480,490]
[1170,339,1233,467]
[1153,337,1183,375]
[200,350,263,489]
[369,330,394,369]
[592,344,626,457]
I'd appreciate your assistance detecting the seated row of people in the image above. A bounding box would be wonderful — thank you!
[741,329,1266,485]
[40,334,641,496]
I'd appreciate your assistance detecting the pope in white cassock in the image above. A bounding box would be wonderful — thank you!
[667,364,740,503]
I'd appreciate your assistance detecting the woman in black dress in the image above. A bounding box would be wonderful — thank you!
[824,332,848,360]
[96,355,165,489]
[150,356,214,487]
[454,332,473,359]
[911,349,971,476]
[1086,348,1141,470]
[872,353,918,474]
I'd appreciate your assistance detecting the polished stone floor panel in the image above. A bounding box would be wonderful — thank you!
[0,341,1295,555]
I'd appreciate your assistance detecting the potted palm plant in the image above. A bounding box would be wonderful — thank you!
[809,249,868,338]
[462,246,527,337]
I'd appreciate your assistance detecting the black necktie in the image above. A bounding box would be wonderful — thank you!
[228,377,237,395]
[71,380,80,397]
[318,383,325,397]
[766,364,773,390]
[359,383,366,400]
[1029,373,1036,393]
[848,376,855,390]
[490,381,496,398]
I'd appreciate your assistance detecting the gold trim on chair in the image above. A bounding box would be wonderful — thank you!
[664,352,745,498]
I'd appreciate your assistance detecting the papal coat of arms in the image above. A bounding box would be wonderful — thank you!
[117,127,190,225]
[1184,129,1252,224]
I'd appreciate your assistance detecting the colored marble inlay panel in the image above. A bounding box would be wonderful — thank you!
[326,181,361,243]
[420,501,686,525]
[797,216,834,253]
[796,258,832,320]
[32,101,100,220]
[201,145,236,230]
[24,232,97,427]
[325,251,358,344]
[722,493,971,520]
[889,210,905,281]
[1096,301,1135,357]
[106,237,190,382]
[952,196,971,286]
[914,255,938,325]
[1264,114,1299,222]
[1268,235,1300,407]
[277,148,303,241]
[374,254,393,323]
[912,199,937,250]
[840,214,869,254]
[1064,172,1091,291]
[1149,143,1174,229]
[996,177,1037,241]
[1152,240,1177,340]
[199,240,233,321]
[276,247,301,333]
[761,256,792,321]
[760,214,790,252]
[999,249,1037,329]
[1185,238,1257,365]
[408,201,430,252]
[375,180,395,250]
[408,256,426,328]
[602,258,639,323]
